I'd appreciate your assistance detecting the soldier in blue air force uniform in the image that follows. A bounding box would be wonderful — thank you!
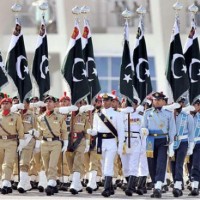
[141,92,176,198]
[188,98,200,196]
[170,98,194,197]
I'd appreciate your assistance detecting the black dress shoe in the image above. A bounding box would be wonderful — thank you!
[18,187,26,193]
[38,185,44,192]
[45,186,54,196]
[101,189,110,197]
[162,185,168,193]
[151,189,162,198]
[12,182,18,190]
[86,186,93,194]
[173,188,183,197]
[188,188,199,196]
[59,183,68,191]
[69,188,78,195]
[1,187,8,195]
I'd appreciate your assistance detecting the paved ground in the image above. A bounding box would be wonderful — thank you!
[0,187,199,200]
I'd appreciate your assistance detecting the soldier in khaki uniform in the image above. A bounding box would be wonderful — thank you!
[57,92,71,191]
[37,96,68,196]
[17,98,40,193]
[0,97,24,195]
[85,95,102,194]
[67,100,91,195]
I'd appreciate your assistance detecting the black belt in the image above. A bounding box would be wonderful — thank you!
[97,132,115,154]
[43,137,60,142]
[149,133,168,137]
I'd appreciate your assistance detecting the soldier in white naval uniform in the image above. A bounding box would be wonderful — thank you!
[87,93,125,197]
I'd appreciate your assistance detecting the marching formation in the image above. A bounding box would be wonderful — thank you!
[0,1,200,199]
[0,91,199,198]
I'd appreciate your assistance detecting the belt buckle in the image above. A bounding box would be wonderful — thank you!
[47,138,52,142]
[2,136,7,140]
[103,134,107,138]
[154,134,158,136]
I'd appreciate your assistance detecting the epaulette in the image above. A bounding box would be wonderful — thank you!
[138,111,144,116]
[145,108,153,112]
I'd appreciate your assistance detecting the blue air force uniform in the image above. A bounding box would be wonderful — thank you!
[141,92,176,198]
[170,109,194,196]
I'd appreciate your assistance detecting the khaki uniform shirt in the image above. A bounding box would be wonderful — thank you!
[0,111,24,139]
[37,111,68,140]
[22,110,37,133]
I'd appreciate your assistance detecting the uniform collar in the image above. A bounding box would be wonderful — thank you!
[2,110,10,116]
[46,110,54,116]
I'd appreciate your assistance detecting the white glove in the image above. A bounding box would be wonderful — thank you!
[140,128,149,139]
[84,139,90,153]
[17,139,25,154]
[87,129,97,136]
[62,140,69,152]
[33,129,40,138]
[34,140,41,153]
[187,142,195,156]
[167,142,174,157]
[11,103,24,112]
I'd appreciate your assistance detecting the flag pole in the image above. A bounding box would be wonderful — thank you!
[11,1,22,184]
[122,9,133,149]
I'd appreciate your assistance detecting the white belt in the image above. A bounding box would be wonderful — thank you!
[177,135,188,140]
[194,137,200,142]
[125,132,139,138]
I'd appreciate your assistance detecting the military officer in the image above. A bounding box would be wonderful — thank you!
[142,92,176,198]
[57,92,71,191]
[0,97,25,195]
[87,93,125,197]
[121,97,143,196]
[17,98,40,193]
[85,95,102,194]
[67,100,90,195]
[37,96,68,196]
[188,98,200,196]
[170,100,194,197]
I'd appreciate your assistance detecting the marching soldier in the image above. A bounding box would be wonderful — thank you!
[142,92,176,198]
[0,97,25,195]
[188,98,200,196]
[17,98,40,193]
[85,95,102,194]
[87,93,125,197]
[57,92,71,191]
[67,100,90,195]
[170,100,194,197]
[37,96,68,196]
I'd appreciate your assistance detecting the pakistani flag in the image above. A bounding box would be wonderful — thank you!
[132,19,152,103]
[61,20,90,105]
[0,51,8,88]
[82,19,101,104]
[120,20,134,104]
[32,17,50,100]
[5,20,32,102]
[183,19,200,104]
[166,17,189,102]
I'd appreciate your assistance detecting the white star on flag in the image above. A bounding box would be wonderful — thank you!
[145,69,150,77]
[123,74,132,83]
[24,66,29,74]
[182,65,187,73]
[92,68,97,76]
[82,69,87,77]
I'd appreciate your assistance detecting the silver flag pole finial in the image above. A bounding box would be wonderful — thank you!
[72,6,81,22]
[39,1,49,18]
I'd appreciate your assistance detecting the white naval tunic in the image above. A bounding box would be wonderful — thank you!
[93,107,124,176]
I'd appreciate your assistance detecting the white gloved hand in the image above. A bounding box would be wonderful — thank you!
[187,142,195,156]
[62,140,69,152]
[167,142,174,157]
[84,139,90,153]
[34,140,41,153]
[140,128,149,139]
[87,129,97,136]
[33,129,40,138]
[17,139,25,154]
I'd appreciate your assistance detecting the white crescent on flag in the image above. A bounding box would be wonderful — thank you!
[136,58,148,82]
[40,55,48,79]
[73,58,84,82]
[171,53,185,79]
[189,58,200,83]
[16,55,27,80]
